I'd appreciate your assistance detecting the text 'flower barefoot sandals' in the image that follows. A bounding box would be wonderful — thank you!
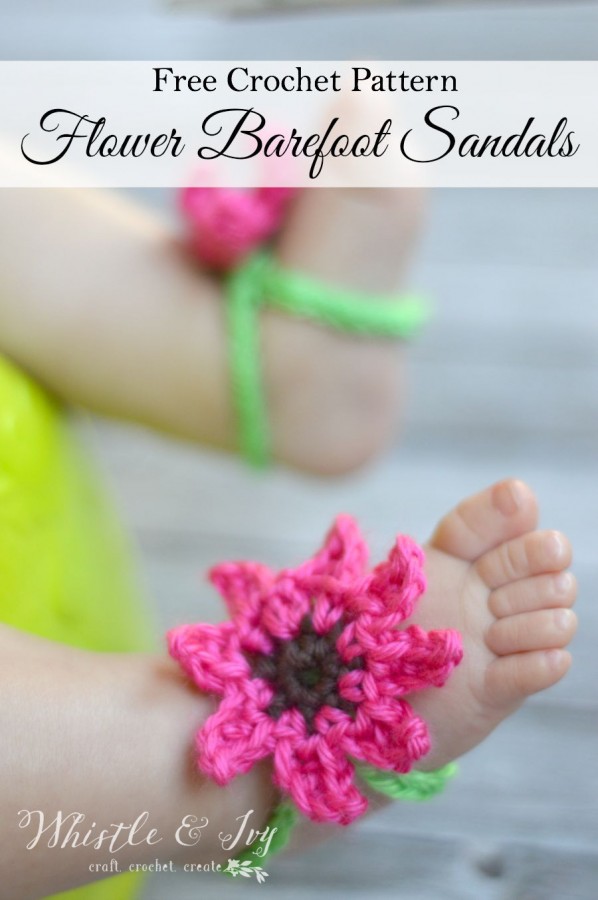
[180,186,431,466]
[169,517,463,868]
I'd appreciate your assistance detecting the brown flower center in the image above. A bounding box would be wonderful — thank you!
[249,614,362,733]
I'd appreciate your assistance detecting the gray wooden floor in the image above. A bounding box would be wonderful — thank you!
[4,2,597,898]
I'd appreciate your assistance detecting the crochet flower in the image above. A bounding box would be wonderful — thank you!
[179,187,296,271]
[168,517,463,825]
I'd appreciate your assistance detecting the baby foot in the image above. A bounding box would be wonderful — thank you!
[263,186,425,475]
[404,479,577,771]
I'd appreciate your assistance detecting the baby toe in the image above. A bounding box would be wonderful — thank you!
[489,571,577,618]
[485,648,572,708]
[486,608,577,656]
[430,479,538,563]
[475,530,572,591]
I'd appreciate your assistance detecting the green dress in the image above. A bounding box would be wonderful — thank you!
[0,354,154,900]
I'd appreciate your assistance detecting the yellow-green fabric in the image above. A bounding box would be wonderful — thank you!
[0,354,155,900]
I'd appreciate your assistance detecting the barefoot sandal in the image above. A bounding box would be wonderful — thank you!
[168,516,463,869]
[227,252,431,466]
[179,186,430,467]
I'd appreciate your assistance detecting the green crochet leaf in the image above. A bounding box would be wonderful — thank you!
[356,762,458,801]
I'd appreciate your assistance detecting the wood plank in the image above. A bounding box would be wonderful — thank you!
[142,823,598,900]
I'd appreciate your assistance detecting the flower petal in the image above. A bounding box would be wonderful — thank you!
[362,625,464,696]
[210,562,314,647]
[354,535,426,624]
[198,684,277,785]
[297,516,369,582]
[272,709,368,824]
[339,697,431,771]
[297,515,370,635]
[209,561,274,653]
[167,622,250,694]
[260,574,311,641]
[310,578,352,635]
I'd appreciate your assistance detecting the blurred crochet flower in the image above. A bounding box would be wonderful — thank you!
[179,186,296,271]
[168,516,463,825]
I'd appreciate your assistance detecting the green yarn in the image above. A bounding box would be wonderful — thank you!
[222,800,298,876]
[263,257,430,337]
[227,256,272,467]
[226,252,431,467]
[355,762,458,801]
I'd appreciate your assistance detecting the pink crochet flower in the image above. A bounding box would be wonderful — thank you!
[168,517,463,825]
[179,186,297,271]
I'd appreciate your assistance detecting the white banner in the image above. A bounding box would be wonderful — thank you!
[1,61,596,187]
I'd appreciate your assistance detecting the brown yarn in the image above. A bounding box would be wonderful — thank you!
[250,614,363,732]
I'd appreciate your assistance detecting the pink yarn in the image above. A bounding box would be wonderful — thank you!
[179,187,297,271]
[168,516,463,825]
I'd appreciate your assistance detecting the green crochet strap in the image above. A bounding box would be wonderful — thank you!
[259,252,430,336]
[227,256,271,468]
[226,251,431,467]
[356,762,458,801]
[222,800,298,876]
[223,765,455,875]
